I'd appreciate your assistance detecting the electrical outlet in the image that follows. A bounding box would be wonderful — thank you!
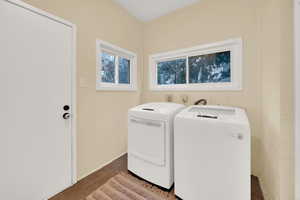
[165,94,173,102]
[180,95,189,105]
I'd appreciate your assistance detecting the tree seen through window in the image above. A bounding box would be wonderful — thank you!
[157,58,186,85]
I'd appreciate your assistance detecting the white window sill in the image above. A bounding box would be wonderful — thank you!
[150,82,242,91]
[96,85,138,91]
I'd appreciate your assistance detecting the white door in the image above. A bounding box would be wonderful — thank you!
[0,0,75,199]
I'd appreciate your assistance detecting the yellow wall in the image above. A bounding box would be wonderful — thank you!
[260,0,281,199]
[279,0,294,199]
[260,0,294,199]
[24,0,144,179]
[142,0,262,177]
[141,0,294,199]
[22,0,294,199]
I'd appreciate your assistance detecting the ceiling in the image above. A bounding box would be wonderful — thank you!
[112,0,200,22]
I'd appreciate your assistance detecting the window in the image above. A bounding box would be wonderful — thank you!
[96,40,137,91]
[118,57,130,84]
[157,58,186,85]
[149,38,242,91]
[101,51,116,83]
[188,51,231,84]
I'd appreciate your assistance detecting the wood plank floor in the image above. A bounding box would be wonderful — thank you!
[50,154,264,200]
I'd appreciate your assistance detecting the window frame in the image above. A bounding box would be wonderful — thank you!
[96,40,137,91]
[149,38,243,91]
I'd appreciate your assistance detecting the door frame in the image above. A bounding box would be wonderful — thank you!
[295,0,300,199]
[4,0,77,185]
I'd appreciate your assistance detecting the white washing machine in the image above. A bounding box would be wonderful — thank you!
[128,102,185,189]
[174,105,251,200]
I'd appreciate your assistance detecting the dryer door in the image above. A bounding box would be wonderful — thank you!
[128,116,166,166]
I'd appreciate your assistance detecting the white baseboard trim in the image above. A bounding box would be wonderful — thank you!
[78,151,127,181]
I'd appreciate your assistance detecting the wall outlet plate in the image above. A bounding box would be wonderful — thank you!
[165,94,173,102]
[180,95,189,104]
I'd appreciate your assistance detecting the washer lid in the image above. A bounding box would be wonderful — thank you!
[130,102,185,115]
[176,105,249,125]
[188,106,236,117]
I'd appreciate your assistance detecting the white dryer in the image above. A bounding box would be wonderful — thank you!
[174,105,251,200]
[128,102,185,189]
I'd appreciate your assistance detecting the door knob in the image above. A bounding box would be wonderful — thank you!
[63,105,70,111]
[63,113,70,119]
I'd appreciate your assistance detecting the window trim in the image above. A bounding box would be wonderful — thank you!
[96,40,137,91]
[149,38,243,91]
